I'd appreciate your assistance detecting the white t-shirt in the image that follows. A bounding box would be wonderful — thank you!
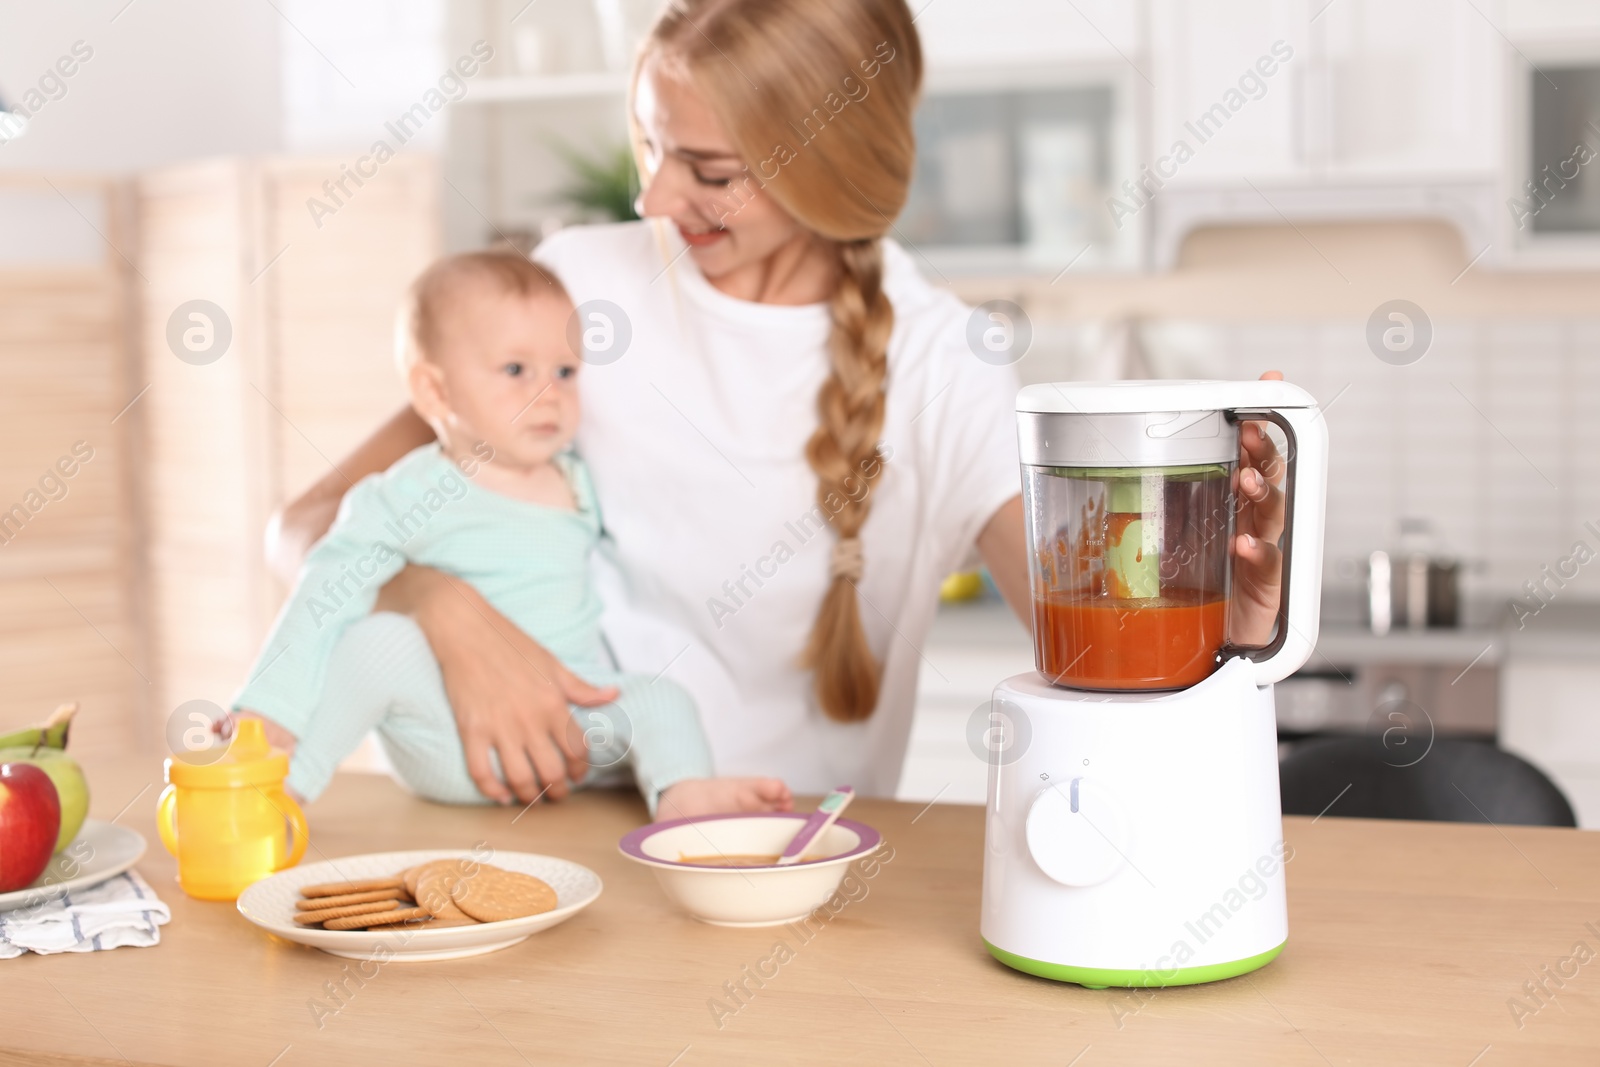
[536,221,1019,796]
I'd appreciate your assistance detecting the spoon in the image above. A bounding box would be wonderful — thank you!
[777,786,854,865]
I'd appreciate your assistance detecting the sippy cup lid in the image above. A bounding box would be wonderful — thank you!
[164,717,292,788]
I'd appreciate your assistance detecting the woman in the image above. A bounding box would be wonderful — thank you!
[269,0,1286,805]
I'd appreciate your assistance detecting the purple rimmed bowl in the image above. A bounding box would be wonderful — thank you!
[618,813,882,927]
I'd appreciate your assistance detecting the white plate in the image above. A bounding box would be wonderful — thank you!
[236,850,603,961]
[0,819,148,913]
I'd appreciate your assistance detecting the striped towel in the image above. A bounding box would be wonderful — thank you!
[0,871,170,959]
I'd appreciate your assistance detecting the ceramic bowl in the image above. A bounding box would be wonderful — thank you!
[618,813,881,927]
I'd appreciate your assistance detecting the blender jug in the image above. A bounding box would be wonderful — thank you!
[1019,381,1322,691]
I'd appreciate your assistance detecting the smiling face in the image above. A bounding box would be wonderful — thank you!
[633,55,825,294]
[407,282,580,472]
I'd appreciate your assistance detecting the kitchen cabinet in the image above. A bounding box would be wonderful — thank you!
[1311,0,1502,179]
[0,177,145,759]
[900,600,1033,804]
[1147,0,1305,183]
[1146,0,1505,267]
[1152,0,1497,181]
[135,155,438,736]
[441,0,1600,274]
[915,0,1141,69]
[446,0,1146,269]
[1500,650,1600,828]
[1149,0,1500,182]
[866,0,1528,273]
[1496,33,1600,265]
[901,73,1143,273]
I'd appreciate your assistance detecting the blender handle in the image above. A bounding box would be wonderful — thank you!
[1217,406,1329,685]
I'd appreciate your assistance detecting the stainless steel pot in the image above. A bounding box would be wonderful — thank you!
[1367,550,1460,633]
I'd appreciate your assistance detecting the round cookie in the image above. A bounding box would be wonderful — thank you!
[449,868,558,923]
[406,859,470,901]
[414,863,478,923]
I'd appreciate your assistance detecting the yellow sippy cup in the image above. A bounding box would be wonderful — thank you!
[157,718,308,901]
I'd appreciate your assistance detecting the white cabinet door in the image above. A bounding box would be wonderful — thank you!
[1314,0,1501,177]
[917,0,1141,70]
[1148,0,1308,184]
[1148,0,1500,185]
[900,604,1035,805]
[1500,660,1600,828]
[1503,0,1600,38]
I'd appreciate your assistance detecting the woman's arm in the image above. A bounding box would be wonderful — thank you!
[264,405,436,583]
[976,495,1029,624]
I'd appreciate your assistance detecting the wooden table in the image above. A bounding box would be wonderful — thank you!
[4,762,1600,1067]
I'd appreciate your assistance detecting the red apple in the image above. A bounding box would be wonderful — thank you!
[0,762,60,892]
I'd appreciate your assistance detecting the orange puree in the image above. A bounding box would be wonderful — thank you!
[1033,588,1228,690]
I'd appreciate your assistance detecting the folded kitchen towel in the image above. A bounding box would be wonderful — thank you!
[0,871,170,959]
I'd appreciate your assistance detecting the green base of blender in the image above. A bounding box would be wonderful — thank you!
[984,939,1285,988]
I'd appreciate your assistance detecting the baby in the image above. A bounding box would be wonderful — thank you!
[232,251,790,817]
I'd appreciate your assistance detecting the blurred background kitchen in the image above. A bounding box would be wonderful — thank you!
[4,0,1600,820]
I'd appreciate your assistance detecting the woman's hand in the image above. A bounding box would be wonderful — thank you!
[378,566,619,805]
[1230,371,1289,646]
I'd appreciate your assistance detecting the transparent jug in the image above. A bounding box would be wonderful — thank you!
[1016,382,1320,692]
[1024,463,1235,689]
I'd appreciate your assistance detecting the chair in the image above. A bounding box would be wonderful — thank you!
[1279,736,1577,827]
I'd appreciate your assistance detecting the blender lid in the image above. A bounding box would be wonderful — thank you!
[1018,408,1237,467]
[1017,379,1319,415]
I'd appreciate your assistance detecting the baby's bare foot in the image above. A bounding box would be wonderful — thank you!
[659,777,793,818]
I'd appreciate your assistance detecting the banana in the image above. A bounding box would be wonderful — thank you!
[0,703,77,752]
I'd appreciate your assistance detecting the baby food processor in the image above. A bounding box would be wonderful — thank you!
[980,380,1328,987]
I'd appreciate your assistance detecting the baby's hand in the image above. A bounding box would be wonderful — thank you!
[658,777,793,819]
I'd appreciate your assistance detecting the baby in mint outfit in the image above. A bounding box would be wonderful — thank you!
[233,251,790,817]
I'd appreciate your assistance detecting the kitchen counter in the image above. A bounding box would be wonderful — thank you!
[1501,602,1600,660]
[1314,593,1600,665]
[5,765,1600,1065]
[1311,624,1502,668]
[1310,612,1599,668]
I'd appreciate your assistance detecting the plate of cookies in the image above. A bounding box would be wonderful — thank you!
[236,850,602,961]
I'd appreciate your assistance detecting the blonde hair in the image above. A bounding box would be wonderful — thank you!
[641,0,922,722]
[397,251,568,371]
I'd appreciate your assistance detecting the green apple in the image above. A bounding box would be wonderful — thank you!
[0,746,88,854]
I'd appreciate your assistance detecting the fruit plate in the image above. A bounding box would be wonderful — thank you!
[236,850,602,962]
[0,820,148,913]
